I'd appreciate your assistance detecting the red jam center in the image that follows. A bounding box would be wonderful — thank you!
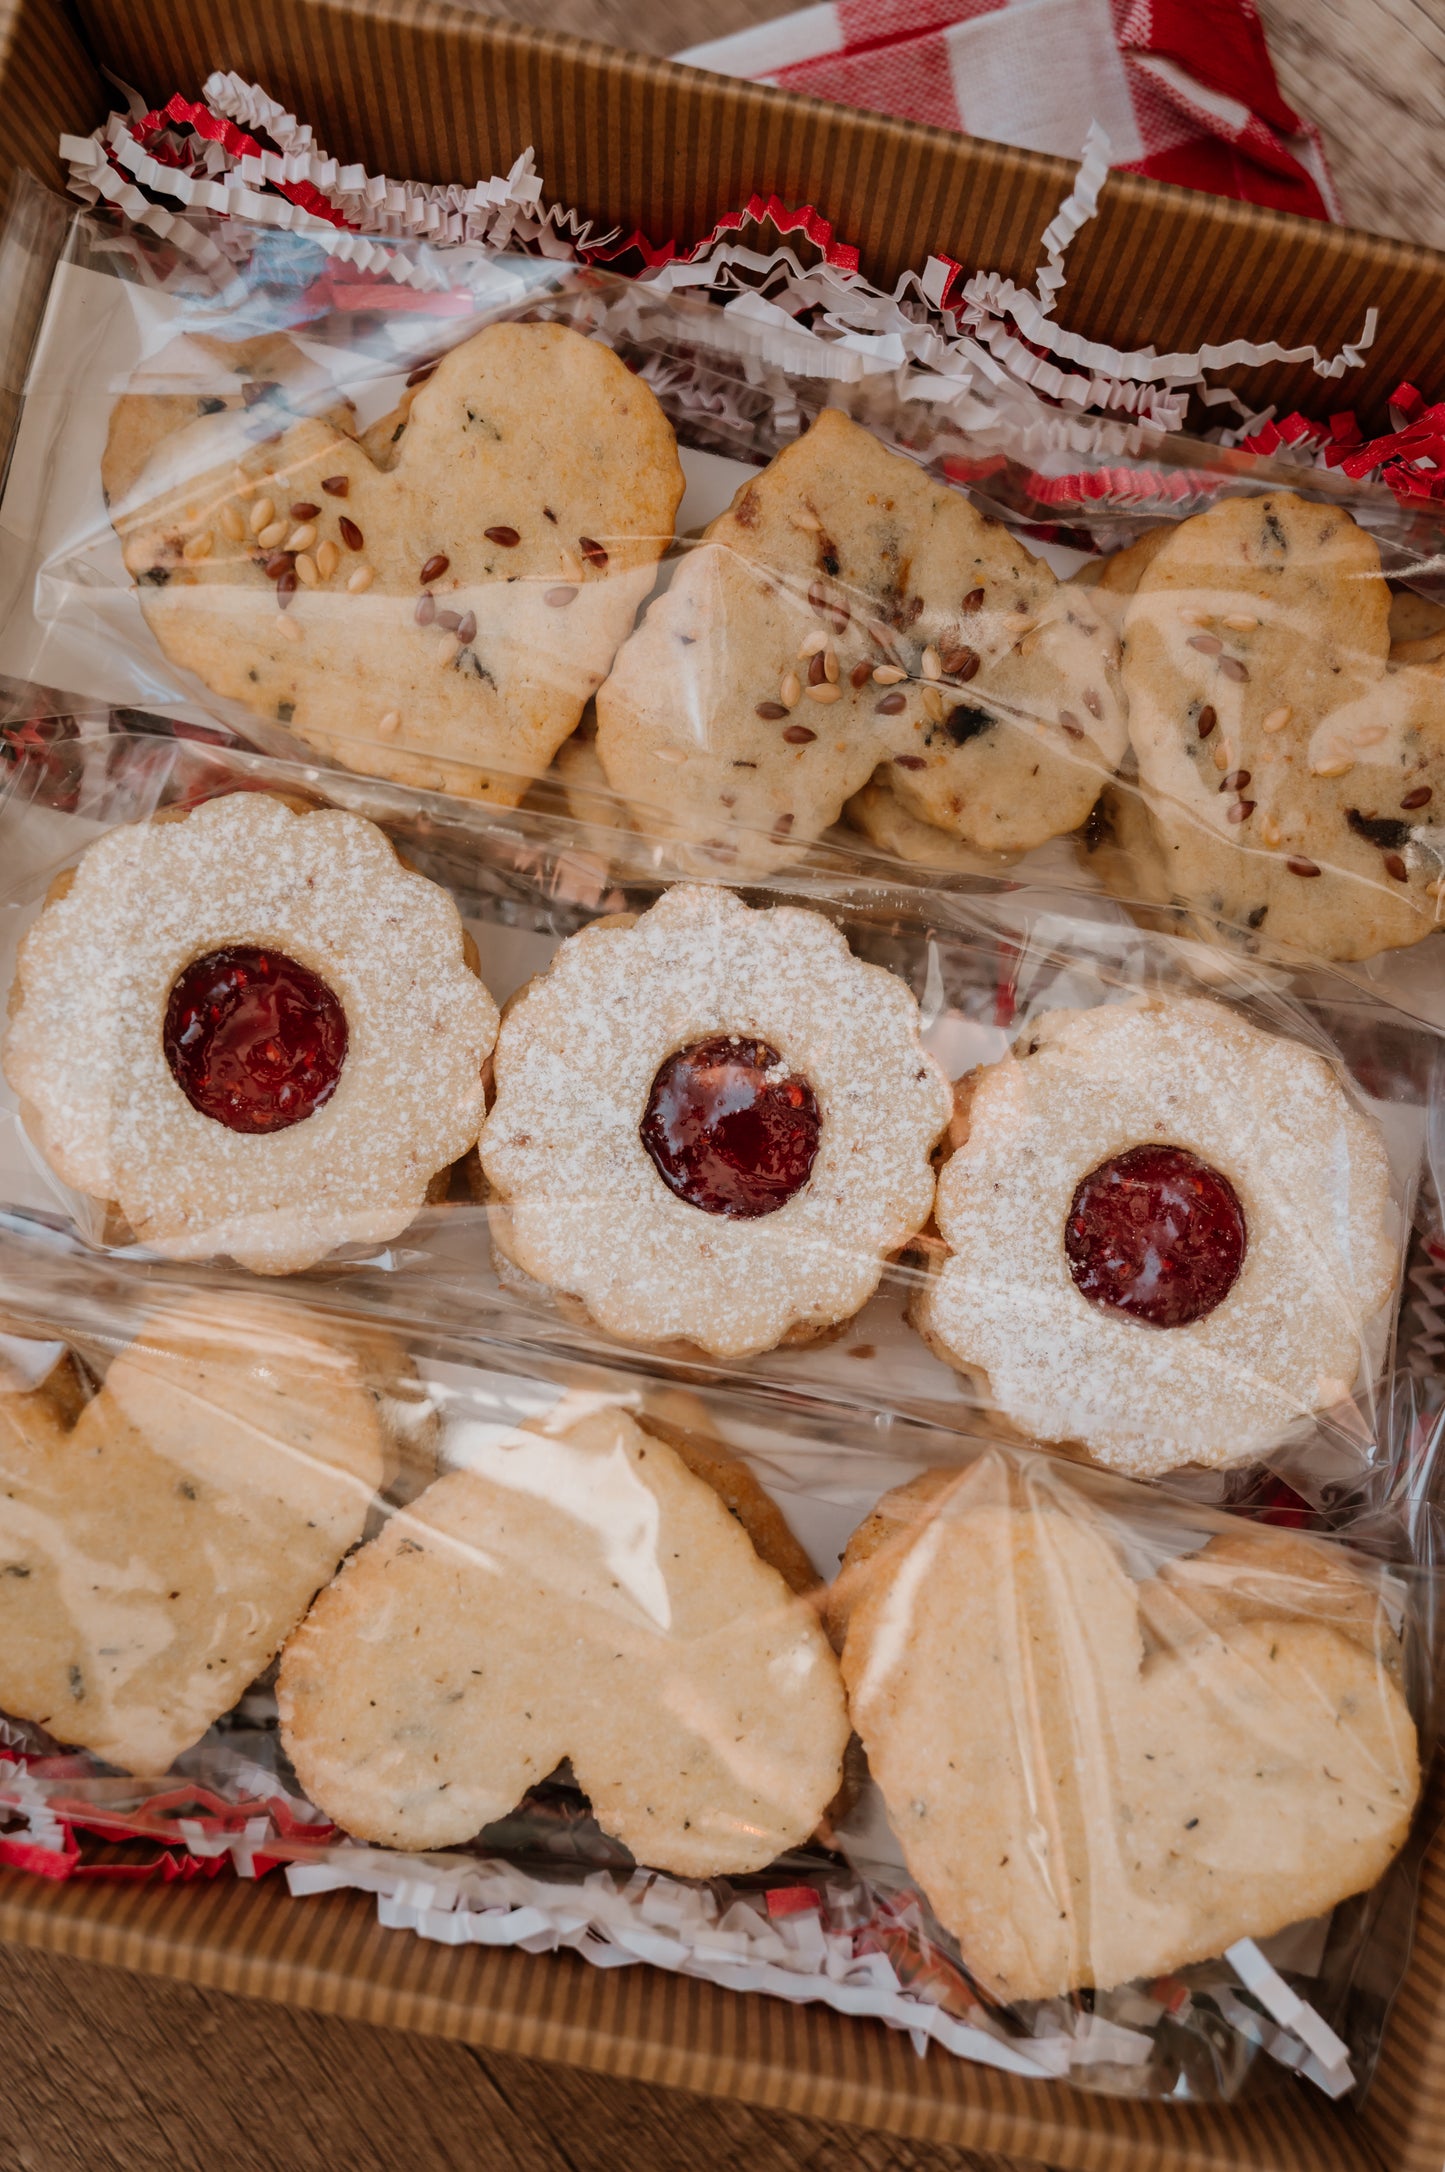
[163,946,348,1135]
[1064,1143,1246,1329]
[641,1036,821,1219]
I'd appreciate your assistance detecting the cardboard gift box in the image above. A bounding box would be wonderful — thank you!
[2,0,1445,2162]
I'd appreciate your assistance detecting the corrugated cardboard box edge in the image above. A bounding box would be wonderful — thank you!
[1,0,1444,2160]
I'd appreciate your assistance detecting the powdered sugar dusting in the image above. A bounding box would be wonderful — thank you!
[480,885,951,1356]
[1,793,499,1272]
[919,997,1398,1476]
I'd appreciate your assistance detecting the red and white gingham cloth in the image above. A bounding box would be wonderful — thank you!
[676,0,1341,221]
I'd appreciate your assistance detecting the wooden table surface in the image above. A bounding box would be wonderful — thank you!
[4,3,1440,2166]
[1,1943,1040,2172]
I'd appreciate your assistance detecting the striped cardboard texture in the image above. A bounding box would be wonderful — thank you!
[0,0,99,209]
[5,0,1445,431]
[0,1864,1388,2168]
[1359,1747,1445,2172]
[0,0,1443,2157]
[0,0,105,468]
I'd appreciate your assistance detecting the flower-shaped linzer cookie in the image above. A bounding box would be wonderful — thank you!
[914,995,1398,1476]
[480,884,951,1356]
[2,791,499,1273]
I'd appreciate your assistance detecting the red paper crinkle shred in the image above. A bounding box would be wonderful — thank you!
[133,92,353,228]
[0,1752,336,1883]
[0,1826,230,1884]
[584,191,860,275]
[1007,386,1445,519]
[1243,385,1445,500]
[765,1883,823,1918]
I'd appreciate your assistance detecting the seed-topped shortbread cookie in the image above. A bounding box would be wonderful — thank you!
[278,1402,848,1868]
[1072,526,1173,600]
[1389,588,1445,666]
[111,322,683,801]
[2,791,498,1273]
[102,330,363,514]
[842,774,1023,872]
[1119,491,1445,960]
[0,1295,389,1773]
[595,409,1126,877]
[479,884,951,1356]
[841,552,1149,872]
[1389,589,1445,650]
[914,995,1397,1477]
[830,1465,1419,2000]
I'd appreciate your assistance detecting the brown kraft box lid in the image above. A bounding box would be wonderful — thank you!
[1,0,1445,2161]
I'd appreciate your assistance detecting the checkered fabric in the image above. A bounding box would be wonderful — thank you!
[676,0,1341,220]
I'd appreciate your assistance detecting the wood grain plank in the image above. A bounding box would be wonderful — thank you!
[1257,0,1445,250]
[0,1943,1036,2172]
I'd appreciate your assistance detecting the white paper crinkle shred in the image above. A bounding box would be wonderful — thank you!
[0,1757,70,1854]
[284,1846,1078,2077]
[278,1849,1352,2093]
[0,1754,1359,2093]
[60,81,1381,469]
[1033,118,1111,317]
[1226,1938,1355,2094]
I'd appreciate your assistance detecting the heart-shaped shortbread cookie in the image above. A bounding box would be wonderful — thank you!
[832,1467,1419,2000]
[596,409,1125,877]
[278,1404,848,1871]
[1120,491,1445,960]
[0,1297,388,1774]
[113,322,683,802]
